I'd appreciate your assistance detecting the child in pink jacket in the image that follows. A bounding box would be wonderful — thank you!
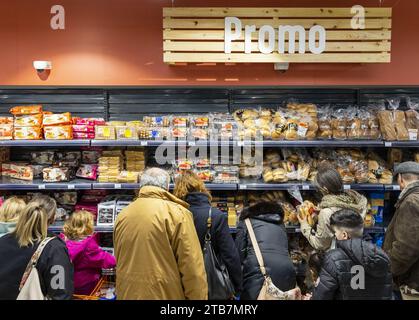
[60,210,116,295]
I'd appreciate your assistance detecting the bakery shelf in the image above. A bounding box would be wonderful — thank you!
[0,178,92,190]
[0,140,90,147]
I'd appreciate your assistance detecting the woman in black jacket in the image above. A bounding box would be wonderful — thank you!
[236,201,296,300]
[0,195,74,300]
[174,171,242,296]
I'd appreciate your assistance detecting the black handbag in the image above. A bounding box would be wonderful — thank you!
[203,208,235,300]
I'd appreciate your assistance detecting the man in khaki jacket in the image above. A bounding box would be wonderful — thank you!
[114,168,208,300]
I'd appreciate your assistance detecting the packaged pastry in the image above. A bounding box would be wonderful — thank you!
[117,171,140,183]
[43,167,71,182]
[195,158,210,169]
[0,125,13,140]
[106,121,126,127]
[31,151,55,165]
[347,107,362,140]
[195,169,214,182]
[72,125,95,133]
[82,150,102,164]
[272,168,288,183]
[191,116,209,128]
[10,164,34,181]
[143,116,170,127]
[0,117,13,124]
[368,108,381,140]
[364,213,375,228]
[332,108,347,140]
[73,118,105,126]
[44,126,73,140]
[388,149,403,168]
[76,164,99,180]
[378,99,409,141]
[405,97,419,140]
[172,127,188,139]
[116,126,138,140]
[213,166,239,184]
[56,151,81,163]
[317,107,332,139]
[42,112,72,126]
[358,109,371,139]
[233,109,259,122]
[10,105,43,115]
[14,114,43,127]
[172,116,189,127]
[210,113,237,141]
[53,192,78,206]
[14,126,42,140]
[189,128,208,140]
[73,132,95,139]
[175,159,194,171]
[297,200,319,227]
[285,115,299,141]
[95,126,116,140]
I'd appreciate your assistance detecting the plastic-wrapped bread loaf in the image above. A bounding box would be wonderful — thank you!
[377,111,397,141]
[394,111,409,141]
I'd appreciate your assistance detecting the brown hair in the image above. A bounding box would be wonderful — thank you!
[173,170,212,201]
[13,195,56,247]
[63,210,95,240]
[314,163,343,195]
[0,196,26,223]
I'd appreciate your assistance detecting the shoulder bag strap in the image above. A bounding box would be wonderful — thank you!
[19,237,56,291]
[244,219,267,277]
[204,207,212,242]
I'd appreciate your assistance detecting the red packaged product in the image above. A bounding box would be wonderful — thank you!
[72,125,95,133]
[73,132,96,139]
[74,118,106,126]
[75,202,98,218]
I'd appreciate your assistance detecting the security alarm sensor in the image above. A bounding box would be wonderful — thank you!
[33,61,52,73]
[274,63,289,72]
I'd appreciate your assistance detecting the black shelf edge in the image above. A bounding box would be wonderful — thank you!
[285,226,386,234]
[238,182,385,191]
[49,225,238,233]
[384,141,419,148]
[0,178,92,190]
[247,140,385,148]
[92,183,140,190]
[0,140,90,147]
[384,184,402,191]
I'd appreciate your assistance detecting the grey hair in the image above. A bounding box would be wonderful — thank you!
[139,168,171,190]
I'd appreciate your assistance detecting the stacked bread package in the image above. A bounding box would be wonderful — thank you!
[10,105,43,140]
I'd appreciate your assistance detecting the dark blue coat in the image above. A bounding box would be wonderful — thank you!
[185,192,243,295]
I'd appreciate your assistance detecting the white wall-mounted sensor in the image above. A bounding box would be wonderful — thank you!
[33,61,52,72]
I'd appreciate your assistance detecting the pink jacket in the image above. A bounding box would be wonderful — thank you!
[59,233,116,295]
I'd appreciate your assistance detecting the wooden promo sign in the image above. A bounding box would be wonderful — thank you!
[163,7,392,64]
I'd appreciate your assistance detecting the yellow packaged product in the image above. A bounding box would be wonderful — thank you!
[44,125,73,140]
[95,126,116,140]
[14,127,42,140]
[14,114,43,127]
[43,112,72,126]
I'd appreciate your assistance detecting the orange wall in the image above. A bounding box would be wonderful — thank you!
[0,0,418,86]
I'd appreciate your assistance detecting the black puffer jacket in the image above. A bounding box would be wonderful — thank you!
[186,192,242,295]
[313,238,393,300]
[0,233,74,300]
[235,206,296,300]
